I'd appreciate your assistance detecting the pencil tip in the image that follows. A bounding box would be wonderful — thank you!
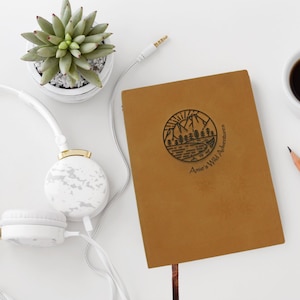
[288,146,292,152]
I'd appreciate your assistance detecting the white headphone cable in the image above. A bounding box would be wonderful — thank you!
[88,35,168,232]
[98,35,168,224]
[0,290,14,300]
[66,229,129,300]
[83,36,168,299]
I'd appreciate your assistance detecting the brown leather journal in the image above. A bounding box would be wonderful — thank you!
[122,70,284,268]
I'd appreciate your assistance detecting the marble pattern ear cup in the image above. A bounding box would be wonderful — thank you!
[44,156,109,221]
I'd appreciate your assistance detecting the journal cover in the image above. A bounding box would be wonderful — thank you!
[122,70,284,268]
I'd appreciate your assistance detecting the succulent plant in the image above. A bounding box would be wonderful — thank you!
[21,0,115,88]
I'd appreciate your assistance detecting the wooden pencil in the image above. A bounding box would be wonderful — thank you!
[288,147,300,171]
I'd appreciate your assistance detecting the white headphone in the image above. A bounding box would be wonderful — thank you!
[0,36,168,300]
[0,84,109,246]
[0,85,131,300]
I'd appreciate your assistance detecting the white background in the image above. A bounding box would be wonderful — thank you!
[0,0,300,299]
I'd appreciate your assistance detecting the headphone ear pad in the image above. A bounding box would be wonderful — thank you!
[44,156,109,221]
[0,209,67,247]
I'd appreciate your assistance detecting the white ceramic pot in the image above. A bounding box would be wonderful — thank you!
[26,41,114,104]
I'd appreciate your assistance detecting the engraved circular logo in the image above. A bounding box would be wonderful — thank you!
[163,109,218,162]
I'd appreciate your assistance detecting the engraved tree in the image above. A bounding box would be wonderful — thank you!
[178,135,183,144]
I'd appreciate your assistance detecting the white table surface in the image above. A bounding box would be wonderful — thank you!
[0,0,300,299]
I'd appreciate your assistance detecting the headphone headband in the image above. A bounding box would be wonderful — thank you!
[0,84,68,152]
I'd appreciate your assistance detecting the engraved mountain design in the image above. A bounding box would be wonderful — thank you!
[163,109,217,162]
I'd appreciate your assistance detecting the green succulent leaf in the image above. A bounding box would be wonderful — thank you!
[58,41,69,50]
[27,46,41,55]
[48,35,63,45]
[65,19,74,36]
[21,49,43,61]
[40,56,59,72]
[61,1,72,26]
[67,75,77,88]
[69,42,79,50]
[73,35,85,44]
[84,32,112,43]
[59,51,72,74]
[71,6,83,27]
[70,49,81,58]
[37,45,58,58]
[73,19,86,37]
[68,62,80,82]
[98,43,115,49]
[34,30,51,44]
[65,33,72,41]
[60,0,70,19]
[52,14,65,38]
[88,23,109,35]
[84,47,115,60]
[40,60,59,85]
[83,11,97,35]
[73,56,90,70]
[77,66,102,88]
[80,42,98,54]
[56,48,67,58]
[21,32,45,46]
[36,16,55,35]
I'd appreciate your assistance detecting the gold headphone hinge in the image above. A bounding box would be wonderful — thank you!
[58,149,92,160]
